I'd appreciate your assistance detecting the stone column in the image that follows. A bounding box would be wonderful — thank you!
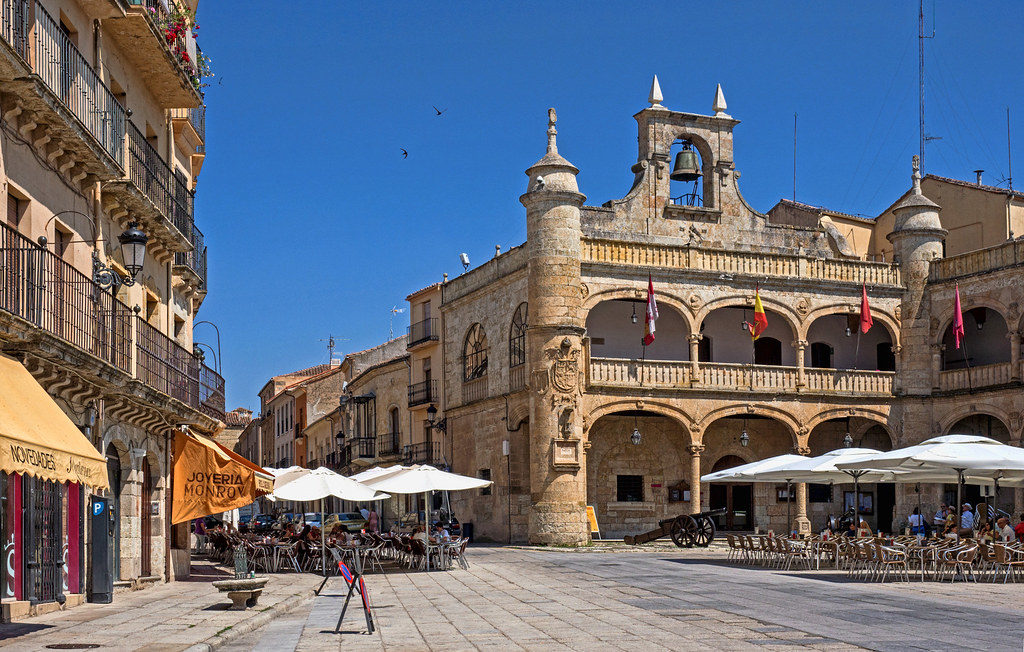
[931,343,944,390]
[794,340,807,390]
[521,108,589,546]
[686,445,704,515]
[1009,331,1021,381]
[891,344,903,393]
[687,333,702,385]
[793,444,811,536]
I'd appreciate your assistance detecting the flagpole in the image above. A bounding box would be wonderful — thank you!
[853,329,861,371]
[640,342,647,387]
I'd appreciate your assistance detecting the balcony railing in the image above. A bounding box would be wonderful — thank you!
[408,379,436,407]
[0,222,225,421]
[126,0,202,94]
[938,361,1014,392]
[588,357,894,396]
[351,436,375,459]
[170,105,205,147]
[463,377,487,403]
[173,223,206,288]
[0,222,131,373]
[403,441,442,465]
[377,432,400,457]
[581,238,902,287]
[929,239,1024,282]
[127,120,194,240]
[1,0,127,167]
[407,318,439,348]
[509,364,526,392]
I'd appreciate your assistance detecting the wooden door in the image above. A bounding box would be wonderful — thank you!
[140,457,152,577]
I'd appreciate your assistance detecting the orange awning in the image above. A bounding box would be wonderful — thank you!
[0,353,107,489]
[171,431,273,524]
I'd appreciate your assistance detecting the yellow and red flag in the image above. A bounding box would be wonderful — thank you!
[747,286,768,340]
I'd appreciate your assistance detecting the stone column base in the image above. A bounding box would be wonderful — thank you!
[528,501,589,546]
[795,516,811,536]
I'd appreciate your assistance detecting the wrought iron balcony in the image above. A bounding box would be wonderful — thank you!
[376,432,400,457]
[173,223,206,290]
[403,441,443,465]
[351,437,375,459]
[112,1,203,106]
[126,120,194,242]
[408,379,436,407]
[407,318,439,348]
[1,222,225,422]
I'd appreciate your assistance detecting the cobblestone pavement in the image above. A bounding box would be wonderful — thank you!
[220,544,1024,651]
[0,559,320,651]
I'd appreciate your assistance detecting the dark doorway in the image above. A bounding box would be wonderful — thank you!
[141,457,152,577]
[709,455,753,530]
[810,342,833,368]
[876,343,896,371]
[23,476,62,604]
[754,337,782,365]
[877,483,896,534]
[105,445,121,579]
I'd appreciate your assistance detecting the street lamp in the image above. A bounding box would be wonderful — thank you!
[426,404,447,433]
[39,212,149,292]
[843,432,854,448]
[630,303,638,324]
[630,428,641,445]
[740,429,749,447]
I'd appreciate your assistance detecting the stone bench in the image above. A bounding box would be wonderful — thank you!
[212,577,269,611]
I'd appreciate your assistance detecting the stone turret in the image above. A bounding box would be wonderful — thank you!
[520,108,589,546]
[888,155,946,396]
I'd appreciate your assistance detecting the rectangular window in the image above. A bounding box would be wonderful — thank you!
[808,483,833,503]
[479,469,491,495]
[616,475,643,502]
[6,195,20,227]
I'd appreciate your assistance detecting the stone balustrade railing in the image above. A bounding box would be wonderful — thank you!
[588,358,895,396]
[928,240,1024,282]
[938,361,1014,391]
[581,238,902,287]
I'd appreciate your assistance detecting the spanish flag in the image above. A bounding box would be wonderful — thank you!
[748,286,768,340]
[643,274,658,346]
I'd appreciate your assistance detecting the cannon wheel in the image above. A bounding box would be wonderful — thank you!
[691,514,716,547]
[669,516,696,548]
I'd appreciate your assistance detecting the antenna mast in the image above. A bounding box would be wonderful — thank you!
[919,0,936,169]
[793,112,797,202]
[1008,107,1014,192]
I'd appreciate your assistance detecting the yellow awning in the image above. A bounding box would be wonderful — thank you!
[171,432,273,524]
[0,353,108,489]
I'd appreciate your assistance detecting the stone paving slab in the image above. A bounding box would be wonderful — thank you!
[0,559,320,651]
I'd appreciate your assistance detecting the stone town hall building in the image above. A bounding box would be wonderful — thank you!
[429,80,1024,545]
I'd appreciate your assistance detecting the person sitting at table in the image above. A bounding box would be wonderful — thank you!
[328,523,347,540]
[433,523,451,542]
[1014,514,1024,543]
[844,521,857,537]
[296,524,311,542]
[959,503,975,532]
[411,525,429,545]
[943,509,958,536]
[996,517,1014,543]
[933,504,948,528]
[978,520,995,543]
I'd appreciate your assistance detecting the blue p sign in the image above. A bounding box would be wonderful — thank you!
[93,501,105,516]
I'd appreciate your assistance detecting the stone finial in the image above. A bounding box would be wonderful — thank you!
[912,154,922,194]
[648,75,664,109]
[547,107,557,154]
[713,83,730,118]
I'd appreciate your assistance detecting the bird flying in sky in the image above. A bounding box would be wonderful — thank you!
[400,148,408,159]
[433,106,446,116]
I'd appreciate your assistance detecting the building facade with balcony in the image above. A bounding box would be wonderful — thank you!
[0,0,220,616]
[429,85,1024,545]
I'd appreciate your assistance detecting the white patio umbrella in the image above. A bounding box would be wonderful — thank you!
[836,434,1024,528]
[350,465,405,483]
[746,448,901,534]
[699,454,807,483]
[359,465,492,571]
[271,467,389,580]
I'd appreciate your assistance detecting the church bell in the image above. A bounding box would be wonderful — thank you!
[670,142,702,182]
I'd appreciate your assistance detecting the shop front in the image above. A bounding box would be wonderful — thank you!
[0,353,107,620]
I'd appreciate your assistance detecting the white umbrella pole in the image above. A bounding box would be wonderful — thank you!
[786,480,792,535]
[956,469,964,532]
[424,490,431,572]
[321,498,326,579]
[853,474,860,537]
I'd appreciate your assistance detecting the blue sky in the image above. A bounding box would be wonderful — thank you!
[194,1,1023,409]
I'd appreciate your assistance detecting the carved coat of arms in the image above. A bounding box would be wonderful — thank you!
[551,346,580,393]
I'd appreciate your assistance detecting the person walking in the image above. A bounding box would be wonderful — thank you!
[367,507,380,533]
[908,507,926,536]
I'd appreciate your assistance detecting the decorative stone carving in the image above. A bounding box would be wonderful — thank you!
[580,283,589,300]
[550,340,580,394]
[793,445,811,456]
[531,369,550,394]
[930,317,939,334]
[552,438,581,470]
[894,305,901,323]
[795,297,809,317]
[686,444,705,456]
[687,292,701,312]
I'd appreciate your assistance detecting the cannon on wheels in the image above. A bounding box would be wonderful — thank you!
[623,508,725,548]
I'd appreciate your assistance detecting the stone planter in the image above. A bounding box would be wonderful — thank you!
[211,577,269,611]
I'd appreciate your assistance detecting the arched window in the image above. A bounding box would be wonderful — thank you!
[509,303,527,368]
[463,323,488,381]
[754,337,782,366]
[810,342,833,369]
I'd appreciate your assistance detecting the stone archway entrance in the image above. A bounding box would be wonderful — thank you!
[708,455,752,530]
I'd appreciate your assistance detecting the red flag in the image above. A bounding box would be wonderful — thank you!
[859,284,873,334]
[643,274,658,346]
[952,283,965,349]
[747,286,768,340]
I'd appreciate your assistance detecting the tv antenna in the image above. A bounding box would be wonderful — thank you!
[918,0,939,169]
[389,306,405,339]
[319,334,348,364]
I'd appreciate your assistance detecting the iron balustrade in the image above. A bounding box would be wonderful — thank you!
[407,318,438,347]
[0,223,227,420]
[170,104,205,145]
[126,121,194,239]
[0,0,127,167]
[173,222,206,287]
[376,432,400,457]
[403,441,442,465]
[0,222,132,373]
[126,0,198,89]
[407,379,436,407]
[352,437,375,459]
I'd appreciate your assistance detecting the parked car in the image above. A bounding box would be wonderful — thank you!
[238,514,254,533]
[251,514,275,533]
[303,512,322,528]
[333,512,367,533]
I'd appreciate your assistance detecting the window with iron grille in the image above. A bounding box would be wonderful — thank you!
[463,323,488,381]
[509,303,527,368]
[616,475,643,502]
[479,469,491,495]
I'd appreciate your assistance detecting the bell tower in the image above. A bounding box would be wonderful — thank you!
[520,109,589,546]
